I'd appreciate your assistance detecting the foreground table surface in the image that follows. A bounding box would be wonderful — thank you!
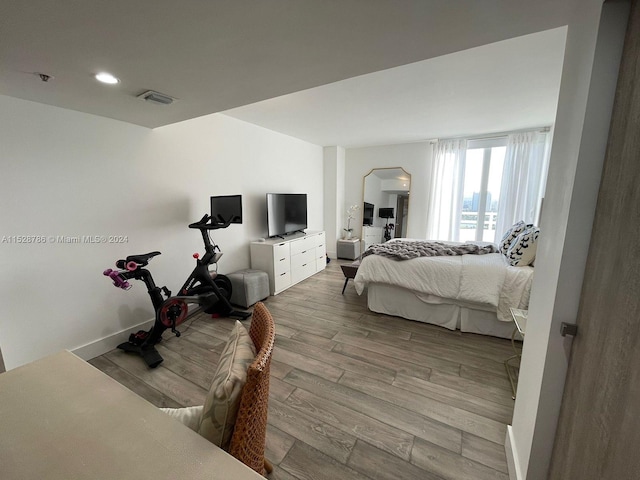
[0,350,263,480]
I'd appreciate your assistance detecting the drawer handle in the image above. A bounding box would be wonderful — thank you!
[279,258,286,262]
[302,263,307,267]
[301,250,307,253]
[279,273,287,277]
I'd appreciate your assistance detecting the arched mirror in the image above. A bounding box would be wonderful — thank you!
[362,167,411,249]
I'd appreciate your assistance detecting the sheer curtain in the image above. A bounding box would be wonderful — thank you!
[426,139,467,241]
[494,131,550,239]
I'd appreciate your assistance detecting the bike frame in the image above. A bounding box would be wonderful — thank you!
[104,214,250,367]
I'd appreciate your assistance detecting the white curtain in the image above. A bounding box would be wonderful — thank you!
[494,131,549,240]
[426,139,466,241]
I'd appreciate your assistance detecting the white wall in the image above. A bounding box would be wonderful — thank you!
[344,142,431,239]
[323,146,345,258]
[509,1,630,478]
[0,95,323,369]
[363,174,384,228]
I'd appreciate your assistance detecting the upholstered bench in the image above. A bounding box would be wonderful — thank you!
[227,269,269,308]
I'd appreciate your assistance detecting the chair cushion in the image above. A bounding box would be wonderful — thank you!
[198,320,256,450]
[160,405,203,431]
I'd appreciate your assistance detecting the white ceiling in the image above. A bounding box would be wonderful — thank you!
[0,0,576,146]
[223,28,567,148]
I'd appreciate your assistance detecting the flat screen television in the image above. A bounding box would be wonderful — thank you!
[266,193,308,237]
[379,207,394,219]
[210,194,242,224]
[363,202,374,225]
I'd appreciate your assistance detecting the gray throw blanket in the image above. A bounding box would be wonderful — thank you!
[362,240,498,261]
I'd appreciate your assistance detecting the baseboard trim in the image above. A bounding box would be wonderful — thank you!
[506,425,523,480]
[72,307,205,361]
[71,317,155,361]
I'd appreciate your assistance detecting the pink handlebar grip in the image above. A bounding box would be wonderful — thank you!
[103,269,132,290]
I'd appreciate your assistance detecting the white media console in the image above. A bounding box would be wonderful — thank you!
[250,231,326,295]
[362,226,383,251]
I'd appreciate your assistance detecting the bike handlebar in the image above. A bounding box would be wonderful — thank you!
[188,214,233,230]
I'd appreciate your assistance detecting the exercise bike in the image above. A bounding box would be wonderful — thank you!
[103,214,251,368]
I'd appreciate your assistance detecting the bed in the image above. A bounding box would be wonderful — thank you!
[353,239,534,339]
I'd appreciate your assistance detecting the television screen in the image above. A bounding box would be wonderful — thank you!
[267,193,308,237]
[210,195,242,224]
[363,202,374,226]
[379,207,394,219]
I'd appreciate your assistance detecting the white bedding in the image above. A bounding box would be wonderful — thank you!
[353,245,533,322]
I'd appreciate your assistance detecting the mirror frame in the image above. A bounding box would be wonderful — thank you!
[362,167,411,239]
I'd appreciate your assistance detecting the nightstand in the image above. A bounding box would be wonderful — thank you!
[505,308,527,400]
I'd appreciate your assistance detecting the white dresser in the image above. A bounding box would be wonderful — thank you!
[362,226,383,251]
[250,231,326,295]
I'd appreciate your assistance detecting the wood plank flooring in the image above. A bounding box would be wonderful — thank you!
[90,259,516,480]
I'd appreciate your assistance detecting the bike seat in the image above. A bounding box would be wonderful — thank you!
[126,251,161,266]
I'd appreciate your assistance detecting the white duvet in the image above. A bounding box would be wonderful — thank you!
[353,248,533,322]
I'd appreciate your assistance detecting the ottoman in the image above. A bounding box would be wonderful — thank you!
[227,269,270,308]
[337,238,361,260]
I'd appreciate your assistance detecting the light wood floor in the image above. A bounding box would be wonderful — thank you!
[90,260,516,480]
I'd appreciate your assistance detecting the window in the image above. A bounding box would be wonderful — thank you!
[427,131,549,244]
[459,138,507,242]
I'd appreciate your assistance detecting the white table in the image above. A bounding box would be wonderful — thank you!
[0,351,263,480]
[505,308,528,399]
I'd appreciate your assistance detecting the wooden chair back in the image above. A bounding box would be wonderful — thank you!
[228,302,275,475]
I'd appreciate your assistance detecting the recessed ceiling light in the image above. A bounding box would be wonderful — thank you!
[95,72,120,84]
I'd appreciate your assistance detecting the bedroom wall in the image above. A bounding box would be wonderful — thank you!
[0,95,323,369]
[323,146,345,258]
[509,1,630,479]
[344,142,431,239]
[362,174,385,228]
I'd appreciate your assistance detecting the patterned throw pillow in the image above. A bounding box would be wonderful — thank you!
[198,320,256,450]
[499,221,531,255]
[506,226,540,266]
[160,405,203,431]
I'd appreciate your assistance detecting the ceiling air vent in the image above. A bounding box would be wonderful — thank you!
[137,90,175,105]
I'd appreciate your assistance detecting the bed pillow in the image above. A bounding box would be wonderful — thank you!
[499,221,530,255]
[506,226,540,266]
[198,320,256,450]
